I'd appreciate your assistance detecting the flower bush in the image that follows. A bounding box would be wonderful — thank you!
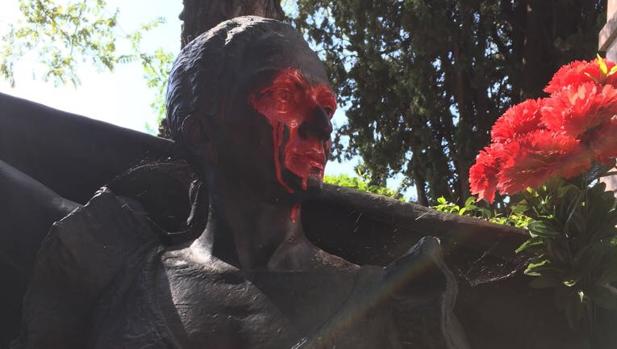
[469,56,617,331]
[470,57,617,202]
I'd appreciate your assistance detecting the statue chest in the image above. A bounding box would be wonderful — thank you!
[158,260,401,349]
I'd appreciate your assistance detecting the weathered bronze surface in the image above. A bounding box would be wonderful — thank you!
[2,15,610,349]
[4,17,467,349]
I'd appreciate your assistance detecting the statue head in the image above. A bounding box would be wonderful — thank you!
[166,16,336,199]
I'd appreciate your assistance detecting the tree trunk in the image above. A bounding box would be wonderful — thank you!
[520,0,554,99]
[180,0,285,48]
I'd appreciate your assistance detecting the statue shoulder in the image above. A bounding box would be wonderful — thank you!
[13,188,162,349]
[47,187,161,261]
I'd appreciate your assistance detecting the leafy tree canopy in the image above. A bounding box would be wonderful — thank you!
[0,0,174,126]
[294,0,605,205]
[1,0,608,198]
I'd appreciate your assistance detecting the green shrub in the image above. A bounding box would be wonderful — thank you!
[324,174,402,200]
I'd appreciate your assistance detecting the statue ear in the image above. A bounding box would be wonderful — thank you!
[180,114,218,165]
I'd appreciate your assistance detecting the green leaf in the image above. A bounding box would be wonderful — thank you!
[528,220,558,238]
[524,259,550,276]
[564,290,590,330]
[464,196,476,208]
[588,284,617,310]
[516,237,543,254]
[598,54,609,75]
[598,252,617,284]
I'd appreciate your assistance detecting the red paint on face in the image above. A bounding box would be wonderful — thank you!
[290,203,301,224]
[249,69,337,196]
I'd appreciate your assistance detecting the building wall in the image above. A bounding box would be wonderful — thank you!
[610,0,617,19]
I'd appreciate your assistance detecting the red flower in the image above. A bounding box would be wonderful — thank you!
[469,144,506,203]
[491,99,544,143]
[589,116,617,164]
[470,58,617,203]
[544,59,617,94]
[496,130,591,195]
[541,83,617,138]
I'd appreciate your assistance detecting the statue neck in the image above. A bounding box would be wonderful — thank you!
[190,176,312,271]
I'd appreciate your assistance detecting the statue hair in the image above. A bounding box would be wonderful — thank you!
[165,16,303,146]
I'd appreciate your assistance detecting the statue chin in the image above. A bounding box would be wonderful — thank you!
[306,172,324,192]
[281,168,324,200]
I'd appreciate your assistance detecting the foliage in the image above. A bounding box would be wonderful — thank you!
[470,57,617,203]
[1,0,119,86]
[0,0,174,126]
[468,57,617,331]
[142,48,174,135]
[514,178,617,331]
[122,20,175,134]
[294,0,605,205]
[432,196,531,230]
[439,179,617,331]
[324,173,401,199]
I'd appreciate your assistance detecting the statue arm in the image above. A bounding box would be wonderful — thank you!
[383,237,469,349]
[0,159,79,270]
[0,160,80,347]
[11,189,160,348]
[295,237,470,349]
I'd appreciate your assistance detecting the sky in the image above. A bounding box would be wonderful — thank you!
[0,1,412,197]
[0,0,184,132]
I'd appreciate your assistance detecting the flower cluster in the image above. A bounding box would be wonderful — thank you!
[470,57,617,203]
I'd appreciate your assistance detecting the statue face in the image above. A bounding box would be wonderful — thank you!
[199,32,335,199]
[249,68,336,193]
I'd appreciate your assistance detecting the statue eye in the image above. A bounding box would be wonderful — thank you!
[275,89,293,102]
[323,106,335,117]
[271,89,294,111]
[311,85,337,117]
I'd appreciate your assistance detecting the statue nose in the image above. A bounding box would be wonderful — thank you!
[299,107,332,141]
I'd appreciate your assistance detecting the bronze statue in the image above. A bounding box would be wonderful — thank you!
[7,17,469,349]
[3,12,612,349]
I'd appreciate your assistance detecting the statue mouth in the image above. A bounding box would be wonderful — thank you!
[287,151,325,171]
[284,149,325,191]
